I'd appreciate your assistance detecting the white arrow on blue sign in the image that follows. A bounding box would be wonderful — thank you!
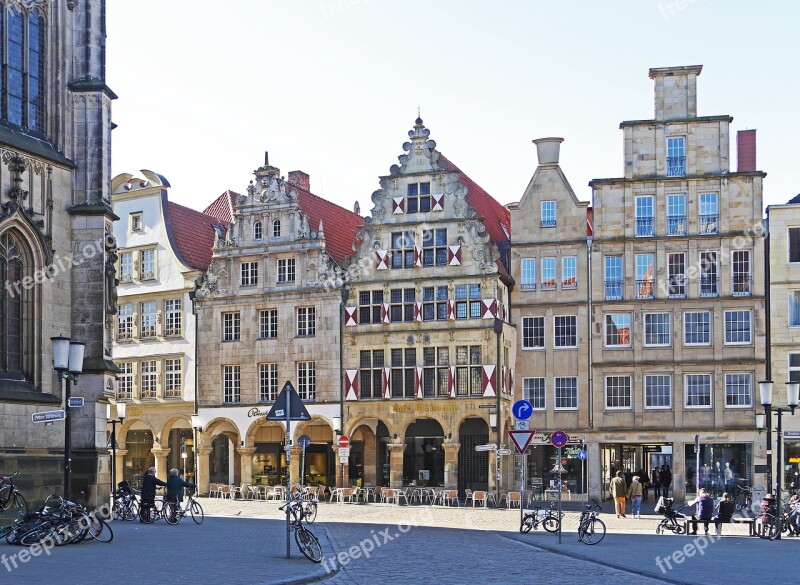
[511,400,533,421]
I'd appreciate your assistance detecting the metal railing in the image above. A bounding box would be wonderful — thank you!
[666,156,686,177]
[604,280,623,300]
[635,217,654,237]
[733,275,752,296]
[699,275,719,297]
[699,214,718,234]
[667,216,686,235]
[636,279,655,299]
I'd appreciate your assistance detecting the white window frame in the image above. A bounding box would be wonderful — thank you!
[541,257,556,290]
[254,221,263,241]
[643,313,671,347]
[562,256,577,289]
[140,360,158,399]
[521,258,536,291]
[277,258,295,283]
[554,315,577,348]
[635,195,654,237]
[684,311,711,346]
[604,313,632,348]
[521,316,545,350]
[119,252,134,283]
[554,377,578,410]
[789,227,800,264]
[789,291,800,327]
[140,301,157,339]
[140,248,156,281]
[523,378,546,410]
[223,365,241,404]
[117,303,133,340]
[604,375,632,410]
[117,362,133,399]
[222,312,241,342]
[297,361,316,401]
[130,213,142,232]
[724,373,752,408]
[685,373,712,409]
[259,363,279,402]
[241,261,258,287]
[644,374,672,409]
[164,359,182,398]
[259,309,278,339]
[273,220,281,238]
[724,310,752,345]
[297,306,316,337]
[164,299,182,337]
[541,201,556,227]
[790,353,800,383]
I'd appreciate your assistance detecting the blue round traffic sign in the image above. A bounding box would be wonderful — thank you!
[511,400,533,421]
[550,430,569,448]
[298,434,312,448]
[577,449,588,460]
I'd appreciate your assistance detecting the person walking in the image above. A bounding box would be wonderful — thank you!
[611,471,628,518]
[166,468,196,504]
[687,487,714,535]
[628,476,644,518]
[139,466,167,523]
[659,464,672,498]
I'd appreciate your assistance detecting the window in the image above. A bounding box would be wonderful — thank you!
[455,284,481,319]
[645,375,672,409]
[732,251,751,296]
[254,221,263,241]
[117,363,133,400]
[724,310,751,344]
[164,359,182,398]
[523,378,545,410]
[273,220,281,238]
[725,373,752,407]
[541,201,556,227]
[604,255,623,300]
[297,307,316,337]
[521,259,536,291]
[277,258,295,283]
[422,286,448,321]
[259,363,279,402]
[223,365,241,403]
[699,252,718,297]
[790,354,800,384]
[423,347,449,398]
[140,249,156,280]
[666,137,686,176]
[391,348,417,398]
[644,313,671,346]
[790,228,800,263]
[117,303,133,340]
[359,350,385,400]
[635,196,654,237]
[131,214,142,232]
[140,361,157,399]
[390,288,415,322]
[164,299,182,336]
[554,377,578,410]
[684,311,711,345]
[223,312,240,341]
[359,290,384,324]
[699,194,718,235]
[140,301,157,339]
[636,254,655,299]
[605,314,632,347]
[391,231,415,269]
[2,5,45,132]
[455,346,482,397]
[668,253,686,297]
[685,374,712,408]
[667,194,686,235]
[120,252,133,283]
[522,316,545,349]
[554,315,577,348]
[562,257,577,289]
[421,228,447,266]
[406,182,431,214]
[790,291,800,327]
[259,309,278,339]
[541,258,556,290]
[605,376,632,409]
[241,261,258,286]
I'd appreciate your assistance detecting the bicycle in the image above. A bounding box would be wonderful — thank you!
[577,499,606,545]
[112,489,140,521]
[293,489,318,524]
[519,501,561,534]
[164,489,204,525]
[0,471,29,517]
[732,481,763,512]
[139,490,165,524]
[279,493,322,562]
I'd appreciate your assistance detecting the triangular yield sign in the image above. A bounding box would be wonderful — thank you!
[265,381,311,421]
[508,430,536,454]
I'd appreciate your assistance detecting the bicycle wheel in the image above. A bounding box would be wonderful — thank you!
[520,515,534,534]
[164,502,180,525]
[756,515,778,540]
[0,484,10,508]
[88,517,113,543]
[543,516,560,533]
[579,518,606,545]
[139,504,153,524]
[190,500,204,525]
[112,500,124,521]
[12,492,28,517]
[294,526,323,563]
[126,499,140,521]
[20,524,55,546]
[305,502,317,524]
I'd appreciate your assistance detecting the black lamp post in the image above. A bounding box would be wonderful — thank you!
[758,380,799,540]
[191,414,202,490]
[107,402,126,501]
[52,336,85,501]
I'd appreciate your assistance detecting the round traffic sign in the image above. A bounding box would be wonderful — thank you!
[577,449,588,461]
[561,458,567,465]
[298,434,312,448]
[338,435,350,448]
[511,400,533,421]
[550,430,569,448]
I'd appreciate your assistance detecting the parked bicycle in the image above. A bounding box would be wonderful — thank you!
[139,488,165,524]
[279,492,322,562]
[4,493,112,546]
[577,499,606,545]
[293,488,318,524]
[112,481,140,521]
[164,489,204,525]
[732,481,763,512]
[519,501,561,534]
[0,471,29,517]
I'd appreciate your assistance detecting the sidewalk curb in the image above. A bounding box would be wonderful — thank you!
[259,523,339,585]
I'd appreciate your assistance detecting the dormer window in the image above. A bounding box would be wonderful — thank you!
[254,221,262,241]
[273,220,281,238]
[130,213,142,232]
[541,201,556,227]
[406,182,431,213]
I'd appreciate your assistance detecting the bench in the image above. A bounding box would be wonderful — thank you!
[731,516,756,536]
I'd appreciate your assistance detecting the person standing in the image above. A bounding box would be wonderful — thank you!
[628,476,644,518]
[166,468,196,504]
[610,471,628,518]
[659,464,672,498]
[139,466,167,523]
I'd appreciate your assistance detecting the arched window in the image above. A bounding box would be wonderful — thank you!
[2,5,46,133]
[253,221,262,241]
[0,233,32,380]
[273,220,281,238]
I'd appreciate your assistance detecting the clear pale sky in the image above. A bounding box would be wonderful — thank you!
[106,0,800,216]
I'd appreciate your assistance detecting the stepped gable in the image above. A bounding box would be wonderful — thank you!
[203,190,239,224]
[164,201,225,271]
[295,186,363,265]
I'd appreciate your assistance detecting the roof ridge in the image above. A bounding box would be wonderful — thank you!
[295,185,362,219]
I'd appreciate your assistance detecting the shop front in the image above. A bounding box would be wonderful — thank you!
[525,434,585,498]
[600,441,672,500]
[683,442,752,497]
[782,430,800,494]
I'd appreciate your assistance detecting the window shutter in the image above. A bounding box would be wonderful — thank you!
[414,302,422,322]
[501,365,507,394]
[482,365,496,397]
[448,366,456,398]
[381,303,390,324]
[481,299,498,319]
[508,369,514,395]
[392,197,405,214]
[345,369,359,401]
[382,367,392,399]
[414,246,422,267]
[447,245,462,266]
[344,306,358,327]
[376,250,390,270]
[415,367,423,399]
[431,193,445,211]
[447,300,455,320]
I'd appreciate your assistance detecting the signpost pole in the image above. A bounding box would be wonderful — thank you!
[582,436,586,504]
[520,451,525,528]
[557,445,562,544]
[285,389,291,559]
[301,443,306,487]
[63,376,71,501]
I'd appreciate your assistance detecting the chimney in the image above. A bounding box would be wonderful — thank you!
[649,65,702,121]
[287,170,310,192]
[533,137,563,166]
[737,130,757,172]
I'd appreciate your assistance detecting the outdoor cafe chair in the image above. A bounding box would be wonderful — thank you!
[472,490,488,508]
[507,491,521,508]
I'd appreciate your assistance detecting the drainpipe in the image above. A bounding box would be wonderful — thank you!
[587,236,594,429]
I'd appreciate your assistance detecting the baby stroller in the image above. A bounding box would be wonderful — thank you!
[655,496,688,535]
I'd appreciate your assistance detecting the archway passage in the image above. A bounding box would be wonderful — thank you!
[350,425,377,487]
[404,419,445,487]
[123,428,154,488]
[458,417,489,495]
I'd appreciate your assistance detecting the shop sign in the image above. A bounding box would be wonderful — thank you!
[789,458,800,463]
[248,407,271,418]
[391,403,460,414]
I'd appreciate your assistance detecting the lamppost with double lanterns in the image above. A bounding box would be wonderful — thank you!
[107,402,126,502]
[756,380,799,540]
[51,336,85,501]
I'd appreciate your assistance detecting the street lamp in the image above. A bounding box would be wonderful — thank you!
[191,414,202,489]
[758,380,799,540]
[52,336,85,501]
[106,402,126,502]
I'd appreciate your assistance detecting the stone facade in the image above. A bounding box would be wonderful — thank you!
[0,0,117,506]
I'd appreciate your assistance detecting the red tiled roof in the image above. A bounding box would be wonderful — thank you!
[295,188,362,265]
[202,190,239,224]
[164,200,223,271]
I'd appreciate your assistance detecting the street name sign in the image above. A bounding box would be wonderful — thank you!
[475,444,498,452]
[67,397,84,408]
[32,410,65,423]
